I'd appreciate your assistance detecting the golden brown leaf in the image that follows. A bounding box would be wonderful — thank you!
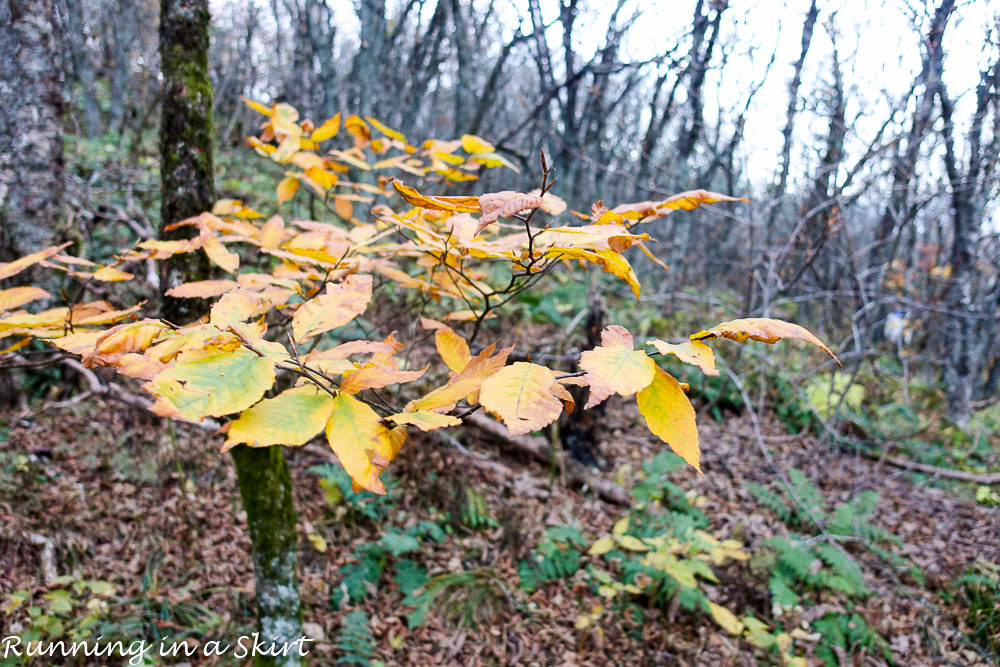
[690,318,839,363]
[291,274,373,343]
[166,280,238,299]
[0,286,50,312]
[392,181,481,213]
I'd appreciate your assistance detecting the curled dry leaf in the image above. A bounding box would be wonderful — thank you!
[613,189,747,222]
[477,191,544,232]
[528,189,568,215]
[690,317,839,364]
[392,180,481,213]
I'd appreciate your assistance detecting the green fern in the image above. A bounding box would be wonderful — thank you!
[518,525,585,591]
[748,482,794,523]
[335,611,376,666]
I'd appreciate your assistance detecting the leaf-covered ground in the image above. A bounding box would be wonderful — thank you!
[1,389,996,666]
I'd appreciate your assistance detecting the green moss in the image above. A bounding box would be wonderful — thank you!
[231,445,304,666]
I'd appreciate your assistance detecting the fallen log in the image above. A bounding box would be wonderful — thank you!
[464,412,630,505]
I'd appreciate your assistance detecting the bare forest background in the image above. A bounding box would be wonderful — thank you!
[4,0,999,426]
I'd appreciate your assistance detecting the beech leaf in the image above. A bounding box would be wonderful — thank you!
[225,384,335,450]
[691,317,839,364]
[291,274,373,343]
[479,362,563,436]
[636,365,700,471]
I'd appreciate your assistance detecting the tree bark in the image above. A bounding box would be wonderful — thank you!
[231,446,305,667]
[61,0,102,137]
[0,0,64,263]
[159,0,216,324]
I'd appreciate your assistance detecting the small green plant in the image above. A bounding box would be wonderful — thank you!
[1,576,116,666]
[517,524,587,592]
[310,463,395,523]
[460,487,499,532]
[953,560,1000,653]
[402,569,508,628]
[334,522,445,606]
[335,611,379,666]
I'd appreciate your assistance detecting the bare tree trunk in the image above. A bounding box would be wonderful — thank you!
[872,0,953,270]
[775,0,819,198]
[940,58,997,425]
[0,0,64,263]
[107,5,135,134]
[159,0,216,324]
[61,0,102,137]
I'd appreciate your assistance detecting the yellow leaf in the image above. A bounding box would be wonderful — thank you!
[325,393,391,494]
[387,411,461,431]
[225,384,335,449]
[241,95,272,116]
[612,516,629,536]
[0,243,69,280]
[305,166,337,190]
[203,236,240,273]
[614,190,747,222]
[617,535,651,552]
[392,180,481,213]
[461,134,495,154]
[479,362,563,436]
[708,602,744,636]
[308,533,328,553]
[469,152,520,173]
[364,116,406,143]
[647,339,718,377]
[87,320,169,365]
[691,317,839,364]
[210,288,265,331]
[579,327,656,408]
[291,274,373,343]
[146,348,276,421]
[545,247,642,299]
[92,265,134,282]
[339,364,427,394]
[0,286,50,312]
[311,112,341,143]
[166,279,238,299]
[589,537,616,556]
[636,366,700,471]
[272,135,301,163]
[435,328,471,373]
[277,175,299,204]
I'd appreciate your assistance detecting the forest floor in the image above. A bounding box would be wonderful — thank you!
[1,386,997,666]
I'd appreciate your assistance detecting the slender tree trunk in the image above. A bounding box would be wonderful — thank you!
[159,3,304,663]
[231,446,305,667]
[159,0,216,324]
[61,0,102,137]
[0,0,64,263]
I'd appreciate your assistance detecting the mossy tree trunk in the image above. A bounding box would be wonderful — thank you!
[158,3,305,663]
[159,0,216,325]
[231,446,305,667]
